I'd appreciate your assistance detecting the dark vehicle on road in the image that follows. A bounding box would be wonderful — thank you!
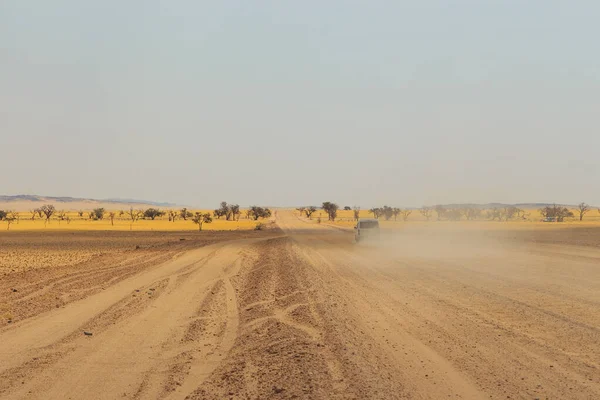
[354,218,380,243]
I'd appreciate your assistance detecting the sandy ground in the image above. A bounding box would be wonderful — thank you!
[1,211,599,399]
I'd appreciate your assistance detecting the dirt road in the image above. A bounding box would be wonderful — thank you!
[1,211,599,399]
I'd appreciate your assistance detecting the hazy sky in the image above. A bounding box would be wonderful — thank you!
[1,1,599,207]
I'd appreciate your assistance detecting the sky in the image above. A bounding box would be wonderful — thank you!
[1,1,599,208]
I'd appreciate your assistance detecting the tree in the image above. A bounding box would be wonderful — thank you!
[434,205,446,221]
[514,208,525,219]
[322,202,339,221]
[539,204,574,222]
[420,206,433,221]
[168,210,178,222]
[230,204,240,221]
[392,207,401,221]
[0,210,7,220]
[30,209,38,221]
[400,209,412,221]
[296,207,306,216]
[485,206,518,222]
[248,206,272,220]
[93,208,105,220]
[214,208,226,219]
[343,206,351,211]
[5,212,17,231]
[304,206,317,219]
[56,210,66,225]
[446,208,462,221]
[144,208,164,220]
[191,212,213,231]
[353,207,360,221]
[462,207,481,221]
[577,202,590,221]
[369,208,382,219]
[179,208,192,220]
[486,208,502,221]
[128,207,143,230]
[40,204,55,225]
[36,208,44,219]
[505,206,519,221]
[108,212,116,226]
[78,210,84,217]
[382,206,394,221]
[216,202,232,220]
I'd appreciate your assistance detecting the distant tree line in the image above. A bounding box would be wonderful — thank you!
[0,201,273,231]
[293,201,597,223]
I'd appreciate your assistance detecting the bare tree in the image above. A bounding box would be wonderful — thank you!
[369,208,382,219]
[400,209,412,221]
[128,207,143,230]
[12,211,20,224]
[36,208,44,219]
[191,212,213,231]
[56,210,66,225]
[108,212,116,226]
[577,202,590,221]
[30,209,38,221]
[392,207,401,221]
[353,206,360,221]
[168,210,178,222]
[420,206,433,221]
[296,207,306,216]
[6,212,18,231]
[78,210,84,217]
[40,204,56,226]
[304,206,317,219]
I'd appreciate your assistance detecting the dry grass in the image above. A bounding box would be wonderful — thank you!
[1,210,267,232]
[297,208,600,230]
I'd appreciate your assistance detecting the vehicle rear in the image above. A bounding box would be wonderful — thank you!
[355,219,380,243]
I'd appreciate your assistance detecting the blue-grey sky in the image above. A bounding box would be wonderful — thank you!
[1,1,599,207]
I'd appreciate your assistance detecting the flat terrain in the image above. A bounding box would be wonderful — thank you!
[1,211,599,399]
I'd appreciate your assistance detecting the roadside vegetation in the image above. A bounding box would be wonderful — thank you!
[292,201,600,226]
[0,201,273,232]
